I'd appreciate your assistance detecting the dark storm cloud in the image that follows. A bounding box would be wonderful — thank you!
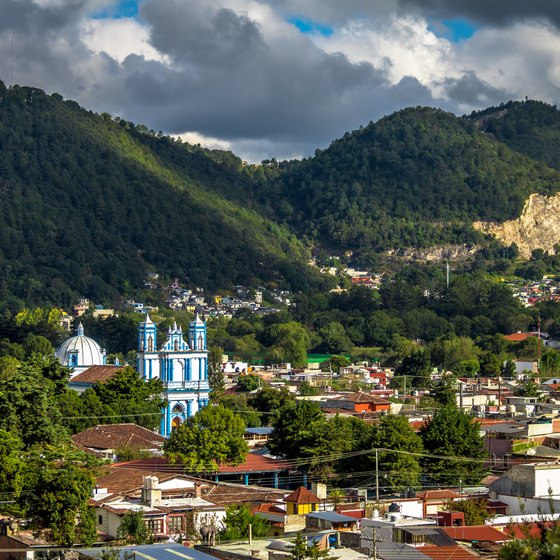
[399,0,560,27]
[100,0,437,151]
[440,71,509,107]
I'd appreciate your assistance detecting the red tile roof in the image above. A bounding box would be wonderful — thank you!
[71,423,165,451]
[420,545,479,560]
[110,454,292,475]
[506,521,555,539]
[504,333,537,342]
[417,490,461,500]
[252,503,286,515]
[442,526,510,542]
[285,486,320,504]
[70,365,124,384]
[335,391,391,404]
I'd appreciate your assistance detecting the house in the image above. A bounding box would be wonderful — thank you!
[305,511,358,532]
[285,486,320,515]
[323,391,392,413]
[416,490,463,518]
[71,423,165,461]
[489,462,560,515]
[244,427,274,448]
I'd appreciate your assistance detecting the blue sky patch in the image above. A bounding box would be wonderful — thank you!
[429,18,477,42]
[92,0,139,19]
[289,17,334,37]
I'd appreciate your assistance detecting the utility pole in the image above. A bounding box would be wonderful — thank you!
[538,315,542,374]
[375,449,379,502]
[446,260,450,288]
[369,525,383,560]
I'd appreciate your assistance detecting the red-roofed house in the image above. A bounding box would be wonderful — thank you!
[285,486,320,515]
[325,392,391,413]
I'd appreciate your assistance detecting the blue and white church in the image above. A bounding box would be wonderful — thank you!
[136,313,210,437]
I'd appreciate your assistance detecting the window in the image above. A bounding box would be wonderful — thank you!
[148,336,153,352]
[98,515,103,525]
[168,516,184,534]
[146,518,164,534]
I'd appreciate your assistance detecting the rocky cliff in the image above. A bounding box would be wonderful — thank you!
[473,193,560,258]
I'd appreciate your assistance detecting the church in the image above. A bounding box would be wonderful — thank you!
[136,313,210,437]
[56,314,210,437]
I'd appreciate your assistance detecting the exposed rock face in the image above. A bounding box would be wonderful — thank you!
[474,193,560,258]
[386,244,478,262]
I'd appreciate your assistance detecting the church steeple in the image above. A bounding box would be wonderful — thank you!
[188,313,206,351]
[138,313,157,352]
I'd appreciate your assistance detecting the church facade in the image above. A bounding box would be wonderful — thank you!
[136,313,210,437]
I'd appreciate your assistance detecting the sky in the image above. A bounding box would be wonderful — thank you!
[3,0,560,162]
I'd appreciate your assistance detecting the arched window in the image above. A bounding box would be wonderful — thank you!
[148,335,153,352]
[198,334,204,350]
[172,403,184,414]
[174,340,179,351]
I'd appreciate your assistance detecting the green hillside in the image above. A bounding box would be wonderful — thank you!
[0,83,328,307]
[469,100,560,170]
[258,107,560,253]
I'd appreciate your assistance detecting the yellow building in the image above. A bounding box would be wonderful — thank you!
[285,486,320,515]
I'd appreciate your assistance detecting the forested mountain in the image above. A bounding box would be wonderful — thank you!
[256,106,560,255]
[2,82,560,308]
[0,83,329,307]
[470,100,560,170]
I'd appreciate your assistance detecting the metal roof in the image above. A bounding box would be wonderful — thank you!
[245,427,274,435]
[307,511,358,523]
[81,543,220,560]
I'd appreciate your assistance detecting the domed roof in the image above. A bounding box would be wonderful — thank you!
[56,323,105,369]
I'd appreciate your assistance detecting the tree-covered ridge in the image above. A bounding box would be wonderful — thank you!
[258,107,560,251]
[0,82,328,307]
[469,100,560,171]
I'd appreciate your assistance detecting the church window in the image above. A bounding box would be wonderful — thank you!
[198,334,204,350]
[172,403,184,413]
[174,340,179,351]
[140,339,144,351]
[148,335,153,352]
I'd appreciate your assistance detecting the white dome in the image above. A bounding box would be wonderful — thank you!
[56,323,105,371]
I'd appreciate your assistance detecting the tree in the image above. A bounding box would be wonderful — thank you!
[445,498,490,525]
[265,322,310,368]
[208,346,225,395]
[92,366,165,430]
[25,445,99,547]
[116,509,151,544]
[397,348,431,387]
[164,405,248,471]
[372,415,423,492]
[237,374,261,392]
[268,400,328,460]
[420,404,487,486]
[0,430,25,508]
[318,322,353,354]
[219,505,270,541]
[499,521,560,560]
[289,533,332,560]
[248,386,296,426]
[432,375,457,407]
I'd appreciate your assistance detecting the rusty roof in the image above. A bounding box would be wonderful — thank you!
[69,365,125,384]
[71,423,165,451]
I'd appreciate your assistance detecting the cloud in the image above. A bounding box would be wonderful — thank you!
[398,0,560,28]
[2,0,560,161]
